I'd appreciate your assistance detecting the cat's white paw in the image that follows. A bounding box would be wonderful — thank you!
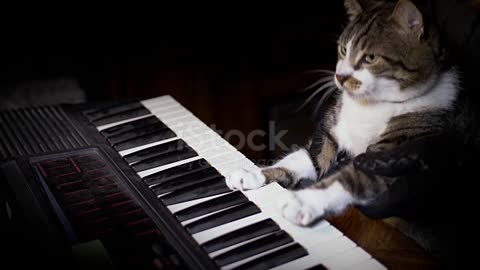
[281,190,325,226]
[226,168,266,191]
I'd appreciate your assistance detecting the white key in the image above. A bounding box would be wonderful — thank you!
[215,160,255,175]
[153,107,189,120]
[212,156,247,171]
[147,99,179,109]
[142,96,178,107]
[118,132,213,162]
[171,120,211,132]
[323,247,371,269]
[240,183,292,207]
[148,102,182,114]
[96,114,153,131]
[137,143,235,180]
[265,207,336,241]
[198,149,235,163]
[138,156,202,178]
[220,242,298,270]
[193,212,271,244]
[167,116,201,128]
[193,201,324,249]
[155,110,192,123]
[206,152,246,168]
[182,132,223,145]
[191,140,230,154]
[285,223,343,245]
[148,100,187,112]
[184,132,225,146]
[148,104,186,116]
[162,114,198,125]
[141,95,175,106]
[270,236,357,270]
[180,203,240,226]
[311,236,358,259]
[167,193,233,213]
[119,137,180,156]
[208,232,278,258]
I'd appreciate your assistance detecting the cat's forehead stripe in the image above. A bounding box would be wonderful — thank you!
[352,13,379,50]
[339,17,360,44]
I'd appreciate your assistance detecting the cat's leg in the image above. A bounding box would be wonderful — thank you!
[281,162,394,226]
[313,135,338,177]
[226,148,317,190]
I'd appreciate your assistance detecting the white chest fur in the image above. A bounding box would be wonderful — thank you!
[332,71,459,156]
[332,94,394,156]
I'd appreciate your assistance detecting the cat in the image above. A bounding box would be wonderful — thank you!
[226,0,460,229]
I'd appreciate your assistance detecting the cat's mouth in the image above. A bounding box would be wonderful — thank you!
[335,75,368,97]
[344,88,376,103]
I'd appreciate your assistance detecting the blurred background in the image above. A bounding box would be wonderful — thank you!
[0,2,347,162]
[0,1,478,162]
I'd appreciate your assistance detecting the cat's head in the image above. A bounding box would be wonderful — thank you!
[335,0,443,103]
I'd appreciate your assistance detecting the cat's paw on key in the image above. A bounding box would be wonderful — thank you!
[281,190,325,226]
[226,168,266,190]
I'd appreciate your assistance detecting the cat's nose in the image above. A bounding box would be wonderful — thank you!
[335,74,349,85]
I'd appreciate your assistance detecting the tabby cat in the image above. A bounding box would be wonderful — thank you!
[226,0,460,229]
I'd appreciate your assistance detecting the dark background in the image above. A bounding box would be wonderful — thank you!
[0,2,348,162]
[0,1,478,162]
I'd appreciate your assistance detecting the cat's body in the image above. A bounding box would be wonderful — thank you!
[328,70,457,158]
[226,0,470,262]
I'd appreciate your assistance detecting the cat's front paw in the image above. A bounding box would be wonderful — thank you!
[226,168,266,191]
[281,190,325,226]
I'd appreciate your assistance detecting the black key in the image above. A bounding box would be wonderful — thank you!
[85,102,143,122]
[92,107,151,127]
[113,129,177,151]
[175,191,248,222]
[124,140,188,164]
[305,265,328,270]
[101,116,162,138]
[202,219,280,253]
[231,243,308,270]
[143,159,211,186]
[152,167,221,195]
[160,176,229,205]
[108,123,168,145]
[214,231,294,267]
[185,202,260,234]
[132,148,197,172]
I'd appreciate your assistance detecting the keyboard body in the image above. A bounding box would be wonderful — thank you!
[0,95,386,270]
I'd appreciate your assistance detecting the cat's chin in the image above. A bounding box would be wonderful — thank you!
[344,90,376,104]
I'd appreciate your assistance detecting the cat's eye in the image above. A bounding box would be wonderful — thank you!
[338,45,347,57]
[363,53,377,64]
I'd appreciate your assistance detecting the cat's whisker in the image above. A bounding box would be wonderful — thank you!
[300,76,335,93]
[296,82,336,112]
[301,82,336,105]
[303,69,335,75]
[313,86,337,116]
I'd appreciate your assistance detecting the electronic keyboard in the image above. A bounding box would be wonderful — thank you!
[0,95,386,270]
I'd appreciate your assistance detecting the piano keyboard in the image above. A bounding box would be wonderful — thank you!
[83,95,387,270]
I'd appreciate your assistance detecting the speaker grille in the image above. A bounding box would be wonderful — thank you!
[0,105,87,160]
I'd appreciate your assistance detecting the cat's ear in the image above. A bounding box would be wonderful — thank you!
[344,0,363,20]
[391,0,424,40]
[344,0,375,21]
